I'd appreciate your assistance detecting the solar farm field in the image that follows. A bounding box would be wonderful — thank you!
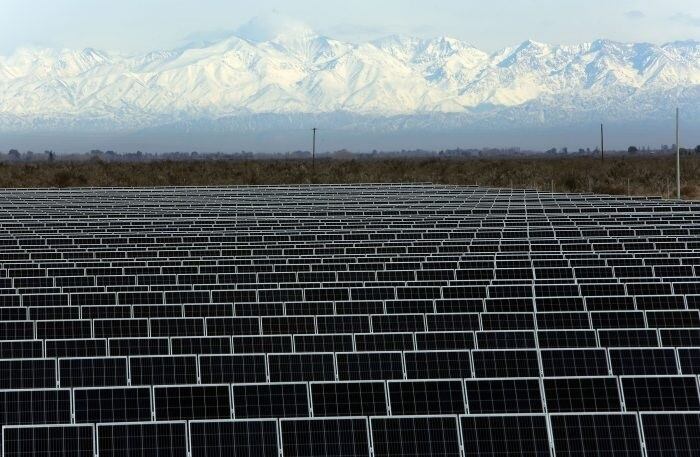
[0,183,699,456]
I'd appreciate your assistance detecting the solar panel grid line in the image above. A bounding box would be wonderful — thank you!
[1,423,95,457]
[95,420,188,457]
[548,411,645,457]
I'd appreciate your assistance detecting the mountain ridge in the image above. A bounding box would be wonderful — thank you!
[0,27,699,132]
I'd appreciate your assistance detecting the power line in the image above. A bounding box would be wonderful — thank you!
[312,127,317,174]
[676,108,681,200]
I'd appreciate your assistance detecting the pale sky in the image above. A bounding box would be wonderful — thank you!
[1,0,700,55]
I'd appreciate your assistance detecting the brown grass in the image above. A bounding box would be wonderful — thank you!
[0,155,698,199]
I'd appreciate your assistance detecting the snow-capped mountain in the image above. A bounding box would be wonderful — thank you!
[1,22,699,133]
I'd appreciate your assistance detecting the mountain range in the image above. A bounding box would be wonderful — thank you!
[1,21,699,150]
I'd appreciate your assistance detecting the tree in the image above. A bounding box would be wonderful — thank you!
[695,145,700,154]
[8,149,20,161]
[628,146,638,154]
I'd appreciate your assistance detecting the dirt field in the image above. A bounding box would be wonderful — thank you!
[0,155,698,199]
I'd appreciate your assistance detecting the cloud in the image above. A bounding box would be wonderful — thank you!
[624,10,645,20]
[235,13,314,42]
[670,12,700,27]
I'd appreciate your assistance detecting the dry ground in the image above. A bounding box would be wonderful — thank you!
[0,155,698,199]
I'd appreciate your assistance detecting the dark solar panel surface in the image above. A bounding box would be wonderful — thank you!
[1,183,700,454]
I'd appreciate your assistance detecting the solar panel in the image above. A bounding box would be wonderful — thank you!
[472,349,541,378]
[354,333,414,351]
[540,349,610,377]
[2,424,94,457]
[336,352,404,381]
[170,336,231,355]
[153,385,232,420]
[108,337,170,356]
[303,313,364,333]
[96,422,188,457]
[280,418,370,457]
[536,330,598,348]
[370,416,461,457]
[36,320,92,339]
[640,412,700,457]
[403,350,472,379]
[0,340,43,358]
[598,329,659,348]
[294,334,354,352]
[189,419,279,457]
[414,331,475,350]
[476,330,537,349]
[94,319,149,338]
[129,355,198,385]
[198,354,267,384]
[0,388,71,426]
[543,377,622,412]
[659,328,700,347]
[74,387,152,423]
[387,380,465,415]
[310,381,388,417]
[0,358,56,388]
[46,338,108,358]
[620,375,700,411]
[459,414,552,457]
[268,353,335,382]
[204,317,260,336]
[232,383,310,419]
[372,314,426,333]
[549,413,643,457]
[232,335,293,354]
[262,316,315,335]
[608,348,679,375]
[58,357,128,387]
[465,378,544,414]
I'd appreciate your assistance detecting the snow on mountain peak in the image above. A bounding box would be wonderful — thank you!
[0,29,699,130]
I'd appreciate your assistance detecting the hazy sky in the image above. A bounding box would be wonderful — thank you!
[1,0,700,55]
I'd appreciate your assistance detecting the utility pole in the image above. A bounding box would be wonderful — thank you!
[676,108,681,199]
[600,123,604,162]
[312,127,317,174]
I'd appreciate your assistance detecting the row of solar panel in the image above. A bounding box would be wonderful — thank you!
[3,347,700,386]
[4,250,700,266]
[4,240,700,260]
[0,275,698,291]
[2,278,694,294]
[8,298,700,322]
[3,412,699,457]
[1,265,697,283]
[2,310,700,338]
[6,280,700,301]
[2,253,699,270]
[5,292,700,311]
[4,281,700,302]
[0,244,700,262]
[3,374,700,424]
[9,325,700,353]
[7,326,700,353]
[2,260,698,281]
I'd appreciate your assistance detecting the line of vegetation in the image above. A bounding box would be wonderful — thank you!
[0,154,697,199]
